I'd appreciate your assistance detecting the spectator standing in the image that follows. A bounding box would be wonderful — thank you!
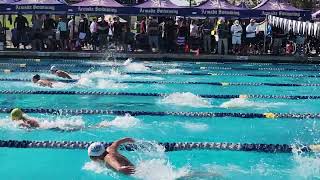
[164,18,176,53]
[202,18,212,53]
[43,14,56,50]
[14,12,29,49]
[140,17,146,34]
[57,17,68,50]
[230,20,242,54]
[90,17,98,50]
[177,20,188,51]
[266,21,272,54]
[68,16,78,50]
[246,19,258,54]
[31,14,43,51]
[78,14,89,47]
[217,18,229,55]
[147,17,159,52]
[190,20,200,50]
[97,17,108,50]
[113,17,123,51]
[272,26,285,55]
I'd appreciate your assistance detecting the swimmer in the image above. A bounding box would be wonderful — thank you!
[50,66,72,79]
[10,108,39,128]
[88,137,135,175]
[32,74,53,88]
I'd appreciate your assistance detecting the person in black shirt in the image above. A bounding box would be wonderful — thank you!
[272,26,285,55]
[14,12,29,49]
[78,14,89,46]
[113,17,123,51]
[43,14,56,50]
[97,17,109,50]
[165,18,176,53]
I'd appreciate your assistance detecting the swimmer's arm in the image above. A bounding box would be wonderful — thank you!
[105,157,135,175]
[108,138,135,153]
[25,119,39,128]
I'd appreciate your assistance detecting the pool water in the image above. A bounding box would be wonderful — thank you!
[0,58,320,180]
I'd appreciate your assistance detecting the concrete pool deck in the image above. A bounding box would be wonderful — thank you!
[0,50,320,64]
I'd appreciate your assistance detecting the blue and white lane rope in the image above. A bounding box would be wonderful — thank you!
[1,78,320,87]
[1,140,319,153]
[2,62,320,72]
[1,90,320,100]
[3,68,320,79]
[0,108,317,119]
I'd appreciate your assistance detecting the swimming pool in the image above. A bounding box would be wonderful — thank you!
[0,58,319,179]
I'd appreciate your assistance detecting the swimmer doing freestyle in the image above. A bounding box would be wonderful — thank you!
[88,138,136,175]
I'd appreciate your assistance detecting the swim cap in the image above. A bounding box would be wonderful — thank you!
[50,66,58,72]
[33,74,40,81]
[88,142,105,157]
[11,108,23,121]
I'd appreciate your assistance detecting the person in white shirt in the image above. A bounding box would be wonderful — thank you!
[68,16,79,50]
[190,20,199,38]
[246,19,258,54]
[90,17,98,50]
[230,20,242,54]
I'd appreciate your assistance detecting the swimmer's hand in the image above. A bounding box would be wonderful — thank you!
[118,166,135,175]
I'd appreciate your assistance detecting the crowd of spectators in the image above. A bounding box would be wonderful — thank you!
[6,13,320,56]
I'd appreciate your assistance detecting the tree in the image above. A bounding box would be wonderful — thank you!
[289,0,314,9]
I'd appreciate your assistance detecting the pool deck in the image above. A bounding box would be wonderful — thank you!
[1,50,320,64]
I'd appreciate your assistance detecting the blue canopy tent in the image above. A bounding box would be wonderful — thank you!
[253,0,311,20]
[192,0,251,17]
[11,0,69,14]
[70,0,131,15]
[0,0,14,13]
[134,0,187,16]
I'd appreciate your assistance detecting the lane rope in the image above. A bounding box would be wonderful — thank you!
[0,90,319,100]
[0,108,319,119]
[1,78,320,87]
[2,62,320,72]
[0,139,319,153]
[3,68,320,79]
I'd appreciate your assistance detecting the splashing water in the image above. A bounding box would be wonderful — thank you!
[82,69,130,80]
[124,60,150,72]
[161,92,212,108]
[39,117,85,131]
[96,79,128,89]
[220,98,286,109]
[83,140,190,180]
[291,146,320,178]
[123,58,133,66]
[98,114,140,129]
[167,69,190,74]
[134,159,190,180]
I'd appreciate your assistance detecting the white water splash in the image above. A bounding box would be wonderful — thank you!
[123,58,133,66]
[98,114,140,129]
[291,146,320,179]
[39,117,85,131]
[161,92,212,108]
[220,98,286,109]
[134,159,190,180]
[167,69,190,74]
[84,69,130,80]
[96,79,128,89]
[124,60,150,72]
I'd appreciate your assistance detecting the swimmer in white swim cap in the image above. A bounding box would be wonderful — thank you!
[88,137,135,175]
[50,66,72,79]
